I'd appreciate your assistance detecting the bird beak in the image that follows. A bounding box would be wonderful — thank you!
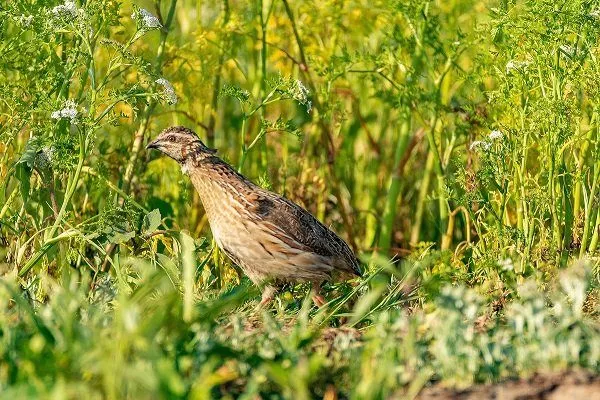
[146,139,160,150]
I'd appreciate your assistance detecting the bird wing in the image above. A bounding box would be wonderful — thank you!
[248,190,362,278]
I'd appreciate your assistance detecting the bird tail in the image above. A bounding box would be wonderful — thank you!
[352,257,363,277]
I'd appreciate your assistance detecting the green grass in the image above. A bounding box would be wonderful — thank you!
[2,0,600,398]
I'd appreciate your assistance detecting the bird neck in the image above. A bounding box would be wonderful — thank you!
[185,154,254,210]
[186,154,237,178]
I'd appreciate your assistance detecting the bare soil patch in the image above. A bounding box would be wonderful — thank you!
[418,371,600,400]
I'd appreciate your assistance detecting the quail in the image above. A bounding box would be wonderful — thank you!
[147,126,362,305]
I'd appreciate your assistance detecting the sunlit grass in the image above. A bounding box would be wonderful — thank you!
[2,0,600,397]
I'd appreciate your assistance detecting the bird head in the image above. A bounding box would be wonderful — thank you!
[146,126,216,163]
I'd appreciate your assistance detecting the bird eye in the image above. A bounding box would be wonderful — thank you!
[168,136,177,142]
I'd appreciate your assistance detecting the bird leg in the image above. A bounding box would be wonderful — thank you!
[311,281,326,307]
[259,285,277,307]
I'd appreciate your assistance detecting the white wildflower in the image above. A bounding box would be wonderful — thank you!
[291,79,311,112]
[590,9,600,19]
[505,60,530,74]
[559,264,588,314]
[155,78,178,105]
[294,79,309,103]
[505,60,515,73]
[469,140,491,151]
[51,100,78,123]
[489,130,503,140]
[35,146,55,170]
[51,0,79,20]
[19,15,34,28]
[132,8,162,30]
[469,141,481,150]
[498,258,514,271]
[123,306,139,332]
[559,44,575,58]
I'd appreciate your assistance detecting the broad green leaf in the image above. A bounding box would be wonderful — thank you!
[14,137,41,203]
[15,163,31,204]
[142,208,161,236]
[156,253,181,287]
[108,230,136,244]
[18,137,41,169]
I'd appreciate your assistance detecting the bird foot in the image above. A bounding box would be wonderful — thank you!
[258,285,277,308]
[312,294,326,307]
[311,281,326,307]
[259,295,273,307]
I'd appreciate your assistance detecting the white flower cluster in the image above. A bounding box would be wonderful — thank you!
[294,80,309,103]
[590,9,600,19]
[35,146,56,170]
[470,129,503,152]
[155,78,178,105]
[498,257,514,271]
[132,8,162,30]
[19,15,34,28]
[559,44,575,58]
[469,140,491,151]
[505,60,530,74]
[306,100,313,113]
[559,263,589,313]
[51,0,79,20]
[51,100,79,123]
[292,79,311,112]
[488,129,503,140]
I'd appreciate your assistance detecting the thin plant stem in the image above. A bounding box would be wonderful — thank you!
[411,150,435,245]
[121,0,178,195]
[378,114,411,254]
[207,0,231,147]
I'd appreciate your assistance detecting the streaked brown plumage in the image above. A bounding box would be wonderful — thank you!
[147,126,362,305]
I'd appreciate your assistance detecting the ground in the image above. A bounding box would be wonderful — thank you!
[418,371,600,400]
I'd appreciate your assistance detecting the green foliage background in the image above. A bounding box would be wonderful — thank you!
[2,0,600,398]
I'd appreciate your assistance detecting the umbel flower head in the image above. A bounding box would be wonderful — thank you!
[19,15,34,28]
[155,78,178,105]
[51,0,80,20]
[488,130,503,140]
[559,44,575,58]
[505,60,530,74]
[51,100,78,123]
[132,6,162,30]
[292,79,312,113]
[35,146,55,170]
[469,140,491,151]
[470,130,503,152]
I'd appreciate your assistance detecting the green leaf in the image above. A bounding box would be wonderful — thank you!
[348,285,386,326]
[15,163,31,204]
[156,253,181,287]
[142,208,161,236]
[14,137,41,203]
[108,230,136,244]
[18,137,41,169]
